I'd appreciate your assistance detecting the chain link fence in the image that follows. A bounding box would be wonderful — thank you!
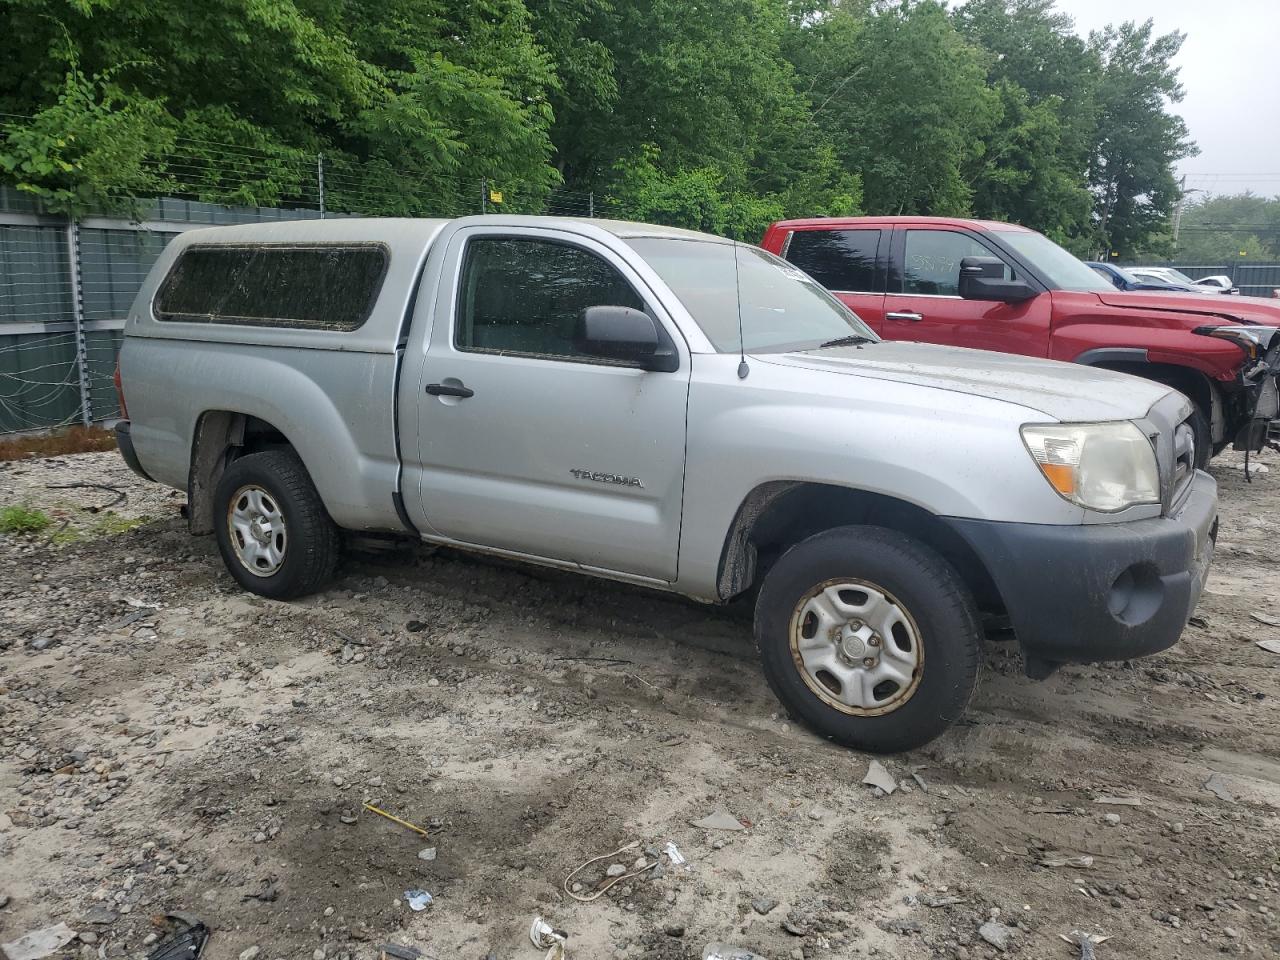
[0,146,602,434]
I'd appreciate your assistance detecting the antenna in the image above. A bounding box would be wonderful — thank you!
[733,240,749,379]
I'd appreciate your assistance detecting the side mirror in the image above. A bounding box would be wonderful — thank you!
[958,256,1038,303]
[574,305,677,371]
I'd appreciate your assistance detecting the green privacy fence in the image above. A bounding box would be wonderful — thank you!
[1131,260,1280,298]
[0,181,598,435]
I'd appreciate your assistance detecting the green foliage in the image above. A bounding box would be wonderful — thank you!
[1165,194,1280,263]
[0,0,1199,250]
[1084,21,1197,258]
[0,505,52,534]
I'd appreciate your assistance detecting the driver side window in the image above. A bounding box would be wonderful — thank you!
[900,230,1012,296]
[456,237,645,360]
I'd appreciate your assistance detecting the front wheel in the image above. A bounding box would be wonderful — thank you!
[213,449,341,599]
[754,526,981,753]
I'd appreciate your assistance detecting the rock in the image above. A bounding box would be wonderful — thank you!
[862,760,897,794]
[606,863,627,877]
[240,947,262,960]
[664,925,685,938]
[78,932,99,945]
[752,897,779,915]
[418,847,437,862]
[690,810,746,831]
[1104,813,1122,826]
[1224,927,1240,939]
[807,807,828,821]
[1171,821,1185,835]
[978,921,1013,951]
[0,894,9,910]
[313,950,325,960]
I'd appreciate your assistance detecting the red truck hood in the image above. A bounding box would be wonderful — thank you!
[1094,290,1280,326]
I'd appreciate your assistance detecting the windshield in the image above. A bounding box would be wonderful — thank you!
[993,229,1114,293]
[624,237,877,353]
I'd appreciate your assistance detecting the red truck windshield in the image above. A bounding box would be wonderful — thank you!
[994,230,1114,294]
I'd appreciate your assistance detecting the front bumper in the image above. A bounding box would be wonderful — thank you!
[114,420,154,482]
[944,470,1218,676]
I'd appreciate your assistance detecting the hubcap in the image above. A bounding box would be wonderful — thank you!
[228,485,287,577]
[788,579,924,716]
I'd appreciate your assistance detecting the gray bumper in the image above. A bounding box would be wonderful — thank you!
[944,471,1218,675]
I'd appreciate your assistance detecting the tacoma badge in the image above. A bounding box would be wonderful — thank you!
[570,468,644,488]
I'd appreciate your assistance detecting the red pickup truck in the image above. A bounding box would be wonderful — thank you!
[761,216,1280,466]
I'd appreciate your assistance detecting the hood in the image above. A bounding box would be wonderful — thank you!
[1094,290,1280,325]
[757,340,1172,422]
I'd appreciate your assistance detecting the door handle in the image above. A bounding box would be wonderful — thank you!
[885,311,923,322]
[425,382,474,398]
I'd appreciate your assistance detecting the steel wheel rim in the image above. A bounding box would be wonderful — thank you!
[788,578,924,717]
[228,484,287,577]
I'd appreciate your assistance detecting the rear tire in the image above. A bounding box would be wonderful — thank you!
[754,526,980,753]
[213,449,341,599]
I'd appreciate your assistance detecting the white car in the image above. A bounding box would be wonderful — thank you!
[1130,267,1238,295]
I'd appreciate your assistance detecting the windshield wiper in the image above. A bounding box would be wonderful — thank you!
[815,334,876,349]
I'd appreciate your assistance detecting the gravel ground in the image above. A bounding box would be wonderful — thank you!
[1,449,1278,960]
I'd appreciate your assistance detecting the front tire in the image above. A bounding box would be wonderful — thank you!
[213,449,341,599]
[754,526,980,753]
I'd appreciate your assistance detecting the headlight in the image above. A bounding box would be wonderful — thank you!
[1021,422,1159,512]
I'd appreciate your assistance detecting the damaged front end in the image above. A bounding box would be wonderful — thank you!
[1194,325,1280,451]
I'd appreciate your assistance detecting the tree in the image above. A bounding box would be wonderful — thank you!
[793,1,999,216]
[0,0,561,213]
[1086,20,1197,257]
[1168,193,1280,262]
[953,0,1096,246]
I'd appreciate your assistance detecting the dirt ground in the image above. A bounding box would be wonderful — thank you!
[1,449,1278,960]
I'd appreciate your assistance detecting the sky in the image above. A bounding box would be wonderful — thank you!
[1051,0,1280,199]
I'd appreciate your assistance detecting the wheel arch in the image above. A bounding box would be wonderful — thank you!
[716,481,1002,614]
[187,411,298,534]
[1075,352,1221,442]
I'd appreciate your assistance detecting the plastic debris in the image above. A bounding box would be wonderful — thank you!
[702,943,767,960]
[690,810,746,831]
[1257,638,1280,654]
[2,922,78,960]
[1039,854,1095,869]
[1250,612,1280,627]
[530,917,568,960]
[403,890,434,911]
[862,759,897,795]
[146,913,211,960]
[664,840,687,866]
[418,847,437,861]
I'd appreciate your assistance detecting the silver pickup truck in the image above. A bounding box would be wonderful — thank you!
[114,216,1218,752]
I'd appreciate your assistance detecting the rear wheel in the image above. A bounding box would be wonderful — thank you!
[213,450,340,599]
[754,526,981,753]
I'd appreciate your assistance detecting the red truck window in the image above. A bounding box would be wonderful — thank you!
[900,230,1010,296]
[784,229,880,293]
